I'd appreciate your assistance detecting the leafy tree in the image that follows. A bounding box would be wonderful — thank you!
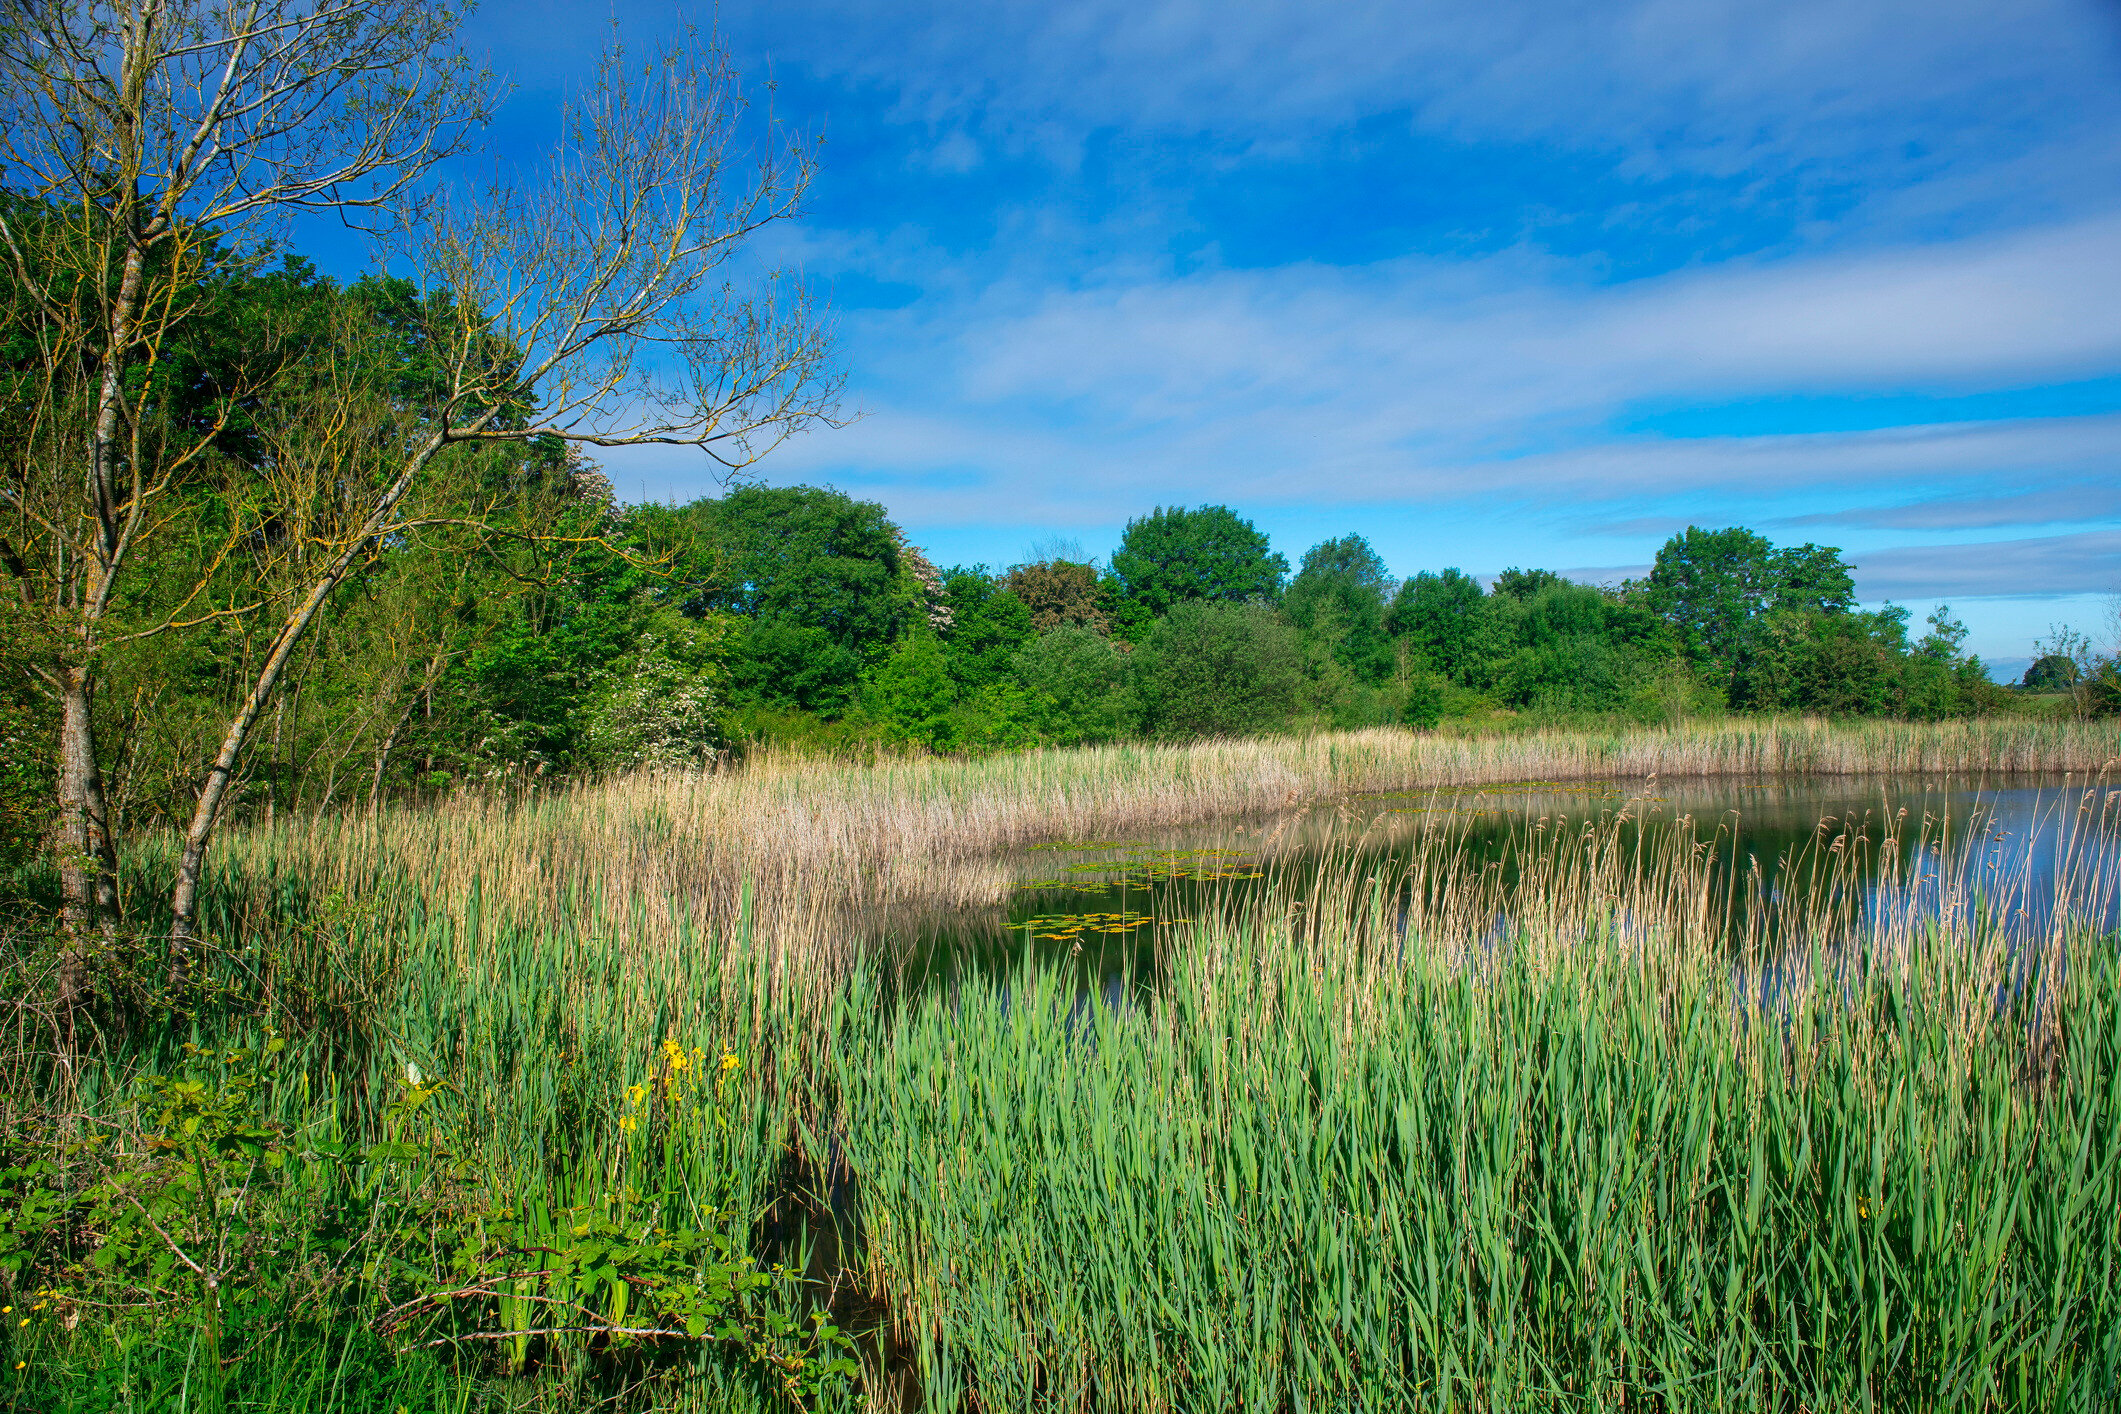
[938,568,1036,692]
[573,610,731,770]
[1401,671,1446,730]
[1492,567,1563,602]
[1789,610,1906,716]
[1107,506,1288,618]
[2022,654,2078,691]
[2029,626,2110,720]
[863,636,960,752]
[1914,604,1970,663]
[1133,601,1304,739]
[1290,595,1383,728]
[1284,535,1395,685]
[1011,628,1137,746]
[456,500,727,770]
[1386,569,1504,689]
[2,14,839,959]
[1641,527,1856,693]
[1640,527,1776,673]
[1001,560,1110,633]
[1490,580,1679,713]
[1773,544,1859,616]
[699,485,907,711]
[946,681,1039,751]
[725,621,865,717]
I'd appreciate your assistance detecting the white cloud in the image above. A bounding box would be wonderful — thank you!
[1778,481,2121,531]
[544,0,2121,620]
[1847,530,2121,599]
[944,213,2121,429]
[765,213,2121,525]
[734,0,2121,192]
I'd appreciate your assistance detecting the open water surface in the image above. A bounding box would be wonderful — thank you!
[892,772,2121,995]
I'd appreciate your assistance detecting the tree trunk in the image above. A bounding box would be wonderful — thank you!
[54,666,119,1009]
[168,593,337,969]
[369,694,418,809]
[167,429,452,962]
[53,231,144,1011]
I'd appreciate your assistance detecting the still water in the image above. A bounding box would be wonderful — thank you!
[895,773,2121,991]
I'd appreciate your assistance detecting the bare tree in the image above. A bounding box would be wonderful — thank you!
[162,28,841,951]
[0,6,840,984]
[0,0,484,983]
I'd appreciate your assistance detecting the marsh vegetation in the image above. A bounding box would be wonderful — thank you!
[6,718,2121,1411]
[3,5,2119,1411]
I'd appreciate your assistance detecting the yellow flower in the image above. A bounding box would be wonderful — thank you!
[720,1053,740,1072]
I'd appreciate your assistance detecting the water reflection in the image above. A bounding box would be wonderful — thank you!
[891,773,2121,996]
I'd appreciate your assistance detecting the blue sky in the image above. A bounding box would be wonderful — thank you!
[445,0,2121,675]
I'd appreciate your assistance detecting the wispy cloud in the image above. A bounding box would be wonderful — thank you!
[767,215,2121,533]
[1778,482,2121,532]
[482,0,2121,659]
[1850,531,2121,600]
[1553,531,2121,604]
[735,0,2121,166]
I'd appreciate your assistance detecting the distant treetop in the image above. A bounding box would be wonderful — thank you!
[1107,505,1289,616]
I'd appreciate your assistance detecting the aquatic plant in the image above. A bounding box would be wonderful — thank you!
[193,717,2118,984]
[827,786,2121,1412]
[8,724,2119,1410]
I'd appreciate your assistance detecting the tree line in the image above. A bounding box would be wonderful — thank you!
[0,1,2099,958]
[640,493,2021,756]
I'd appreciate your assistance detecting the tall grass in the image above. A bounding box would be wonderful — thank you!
[200,717,2120,974]
[823,787,2121,1411]
[829,931,2121,1410]
[4,898,840,1412]
[7,724,2119,1410]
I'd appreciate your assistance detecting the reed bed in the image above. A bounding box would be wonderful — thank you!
[198,717,2120,974]
[17,727,2120,1410]
[823,784,2121,1412]
[9,889,831,1412]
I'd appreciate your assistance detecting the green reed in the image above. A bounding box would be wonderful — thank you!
[10,750,2121,1411]
[825,912,2121,1411]
[3,886,848,1413]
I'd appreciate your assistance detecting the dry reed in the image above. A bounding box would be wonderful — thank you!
[198,717,2119,973]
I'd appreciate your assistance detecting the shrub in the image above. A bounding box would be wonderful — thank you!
[1012,628,1138,746]
[1133,601,1303,739]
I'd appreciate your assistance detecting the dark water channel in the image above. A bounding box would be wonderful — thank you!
[892,773,2121,996]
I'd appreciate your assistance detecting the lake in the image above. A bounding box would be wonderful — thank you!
[893,771,2121,992]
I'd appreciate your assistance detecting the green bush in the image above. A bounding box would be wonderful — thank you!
[1132,600,1304,739]
[861,636,961,752]
[1012,627,1139,746]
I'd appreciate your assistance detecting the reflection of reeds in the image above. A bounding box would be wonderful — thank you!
[199,717,2118,981]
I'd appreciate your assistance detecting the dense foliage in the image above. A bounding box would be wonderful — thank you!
[5,10,2113,1410]
[0,213,2094,866]
[2,462,2075,863]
